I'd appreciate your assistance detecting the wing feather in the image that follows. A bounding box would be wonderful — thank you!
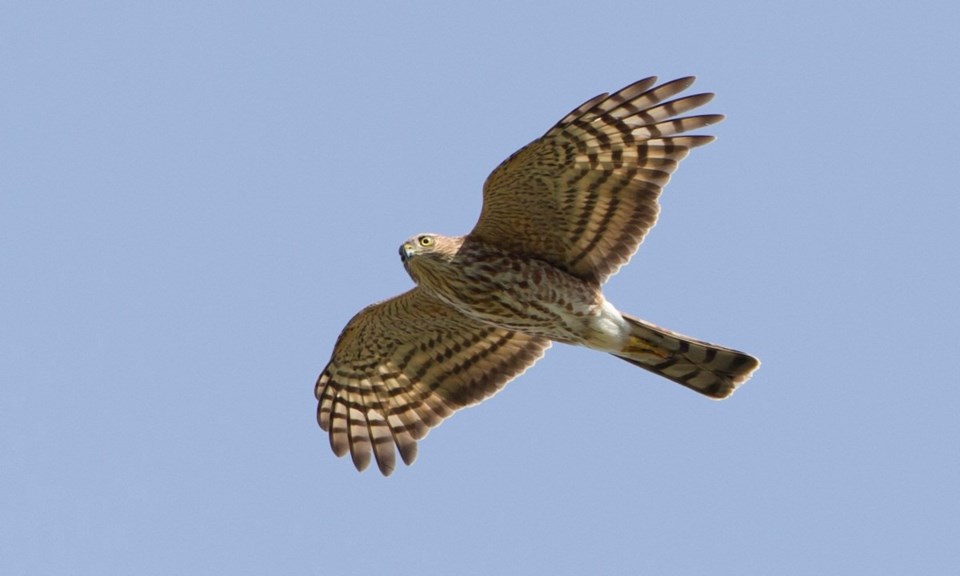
[471,76,723,283]
[315,288,550,475]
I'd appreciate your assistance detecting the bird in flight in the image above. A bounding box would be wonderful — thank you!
[315,76,760,475]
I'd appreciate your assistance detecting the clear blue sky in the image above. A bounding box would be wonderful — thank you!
[3,2,959,574]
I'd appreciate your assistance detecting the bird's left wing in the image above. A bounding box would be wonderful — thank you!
[470,76,723,284]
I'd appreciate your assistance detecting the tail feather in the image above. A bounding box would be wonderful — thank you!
[613,314,759,399]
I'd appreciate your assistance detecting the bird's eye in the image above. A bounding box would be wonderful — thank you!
[418,236,434,247]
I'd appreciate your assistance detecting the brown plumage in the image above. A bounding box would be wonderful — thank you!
[316,76,759,475]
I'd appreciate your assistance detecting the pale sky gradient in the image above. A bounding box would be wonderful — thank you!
[3,2,959,574]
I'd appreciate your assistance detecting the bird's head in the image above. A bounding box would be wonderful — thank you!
[399,233,462,283]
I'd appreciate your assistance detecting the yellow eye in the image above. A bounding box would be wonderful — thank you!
[418,236,434,247]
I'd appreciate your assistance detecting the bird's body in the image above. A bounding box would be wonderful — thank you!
[316,76,760,475]
[402,235,613,346]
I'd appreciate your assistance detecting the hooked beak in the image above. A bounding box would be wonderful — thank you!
[399,243,413,263]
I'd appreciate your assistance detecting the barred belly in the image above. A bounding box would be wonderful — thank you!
[421,247,628,348]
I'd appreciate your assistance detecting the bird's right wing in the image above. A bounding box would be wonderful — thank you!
[316,288,550,475]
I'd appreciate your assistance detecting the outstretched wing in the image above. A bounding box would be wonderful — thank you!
[316,288,550,475]
[470,76,723,284]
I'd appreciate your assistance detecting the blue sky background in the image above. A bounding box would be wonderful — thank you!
[3,1,959,574]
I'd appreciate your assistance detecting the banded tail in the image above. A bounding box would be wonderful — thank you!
[613,314,759,398]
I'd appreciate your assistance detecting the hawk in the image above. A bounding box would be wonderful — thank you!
[315,76,759,475]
